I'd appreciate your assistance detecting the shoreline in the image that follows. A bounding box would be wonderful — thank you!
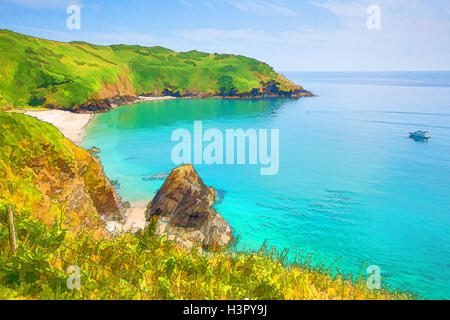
[22,108,152,233]
[104,201,148,234]
[70,90,313,113]
[109,95,177,109]
[21,109,150,232]
[21,96,178,145]
[17,93,309,236]
[24,109,94,145]
[19,97,177,233]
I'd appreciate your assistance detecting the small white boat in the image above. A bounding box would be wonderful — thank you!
[409,130,430,140]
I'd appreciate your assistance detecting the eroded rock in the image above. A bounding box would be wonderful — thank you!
[88,146,101,154]
[145,164,233,251]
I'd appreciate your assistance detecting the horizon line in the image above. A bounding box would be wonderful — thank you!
[278,70,450,73]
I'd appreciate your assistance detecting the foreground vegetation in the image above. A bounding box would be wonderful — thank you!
[0,205,414,300]
[0,29,305,111]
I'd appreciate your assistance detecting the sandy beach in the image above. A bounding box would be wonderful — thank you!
[124,201,148,231]
[137,96,176,102]
[104,201,148,235]
[23,96,176,145]
[24,110,93,145]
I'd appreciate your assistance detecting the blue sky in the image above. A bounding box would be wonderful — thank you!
[0,0,449,71]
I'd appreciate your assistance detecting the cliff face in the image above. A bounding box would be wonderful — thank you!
[146,164,233,251]
[0,112,121,237]
[0,30,312,112]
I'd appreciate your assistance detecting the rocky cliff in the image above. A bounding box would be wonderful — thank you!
[0,112,124,238]
[145,164,233,251]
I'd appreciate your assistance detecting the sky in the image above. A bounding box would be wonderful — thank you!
[0,0,449,71]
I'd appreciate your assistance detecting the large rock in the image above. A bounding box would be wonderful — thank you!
[145,164,233,251]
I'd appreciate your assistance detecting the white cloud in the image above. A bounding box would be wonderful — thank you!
[310,0,366,18]
[309,0,450,44]
[227,0,296,16]
[0,0,81,9]
[24,27,154,46]
[177,26,346,46]
[202,1,216,10]
[7,0,449,70]
[89,32,154,45]
[175,0,450,70]
[177,28,270,42]
[177,0,194,7]
[0,0,100,10]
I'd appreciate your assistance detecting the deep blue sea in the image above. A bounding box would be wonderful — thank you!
[82,71,450,299]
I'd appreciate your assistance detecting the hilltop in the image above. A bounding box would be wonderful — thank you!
[0,30,311,112]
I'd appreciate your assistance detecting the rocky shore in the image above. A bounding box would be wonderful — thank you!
[67,80,313,113]
[145,164,233,251]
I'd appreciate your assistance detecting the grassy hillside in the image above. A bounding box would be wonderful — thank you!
[0,30,309,112]
[0,213,415,300]
[0,113,413,300]
[0,112,121,237]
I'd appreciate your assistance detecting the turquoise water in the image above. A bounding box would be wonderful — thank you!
[82,72,450,299]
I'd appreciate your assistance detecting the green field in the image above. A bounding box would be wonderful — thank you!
[0,30,305,111]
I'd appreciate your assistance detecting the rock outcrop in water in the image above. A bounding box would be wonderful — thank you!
[145,164,233,251]
[87,146,101,154]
